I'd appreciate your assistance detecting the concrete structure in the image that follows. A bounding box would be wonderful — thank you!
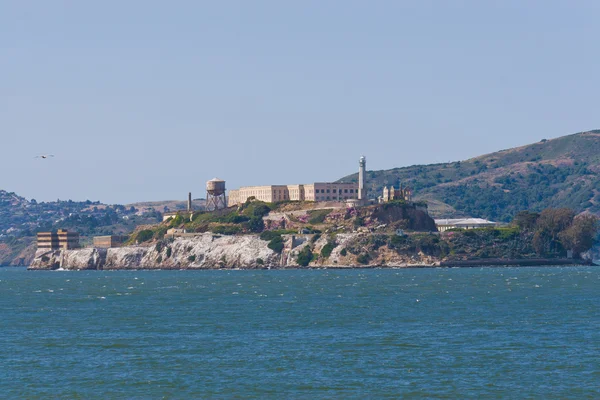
[93,235,128,248]
[228,182,360,206]
[381,185,412,203]
[435,218,499,232]
[187,192,192,212]
[227,157,366,207]
[206,178,227,211]
[37,229,80,250]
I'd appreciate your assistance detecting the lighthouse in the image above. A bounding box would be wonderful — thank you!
[358,155,366,203]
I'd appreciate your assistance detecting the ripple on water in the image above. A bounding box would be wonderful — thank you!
[0,266,599,398]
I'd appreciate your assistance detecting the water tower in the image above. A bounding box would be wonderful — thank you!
[206,178,227,211]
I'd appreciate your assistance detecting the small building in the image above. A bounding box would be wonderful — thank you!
[435,218,499,232]
[381,185,412,203]
[93,235,128,248]
[37,229,80,250]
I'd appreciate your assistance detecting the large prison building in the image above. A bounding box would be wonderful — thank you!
[228,182,359,207]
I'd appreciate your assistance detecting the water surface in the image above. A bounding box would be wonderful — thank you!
[1,266,599,398]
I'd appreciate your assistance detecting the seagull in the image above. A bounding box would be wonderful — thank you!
[34,154,55,159]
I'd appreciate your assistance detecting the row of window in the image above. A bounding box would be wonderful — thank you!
[316,188,355,194]
[316,196,354,201]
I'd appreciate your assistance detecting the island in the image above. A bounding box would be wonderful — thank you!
[29,201,597,270]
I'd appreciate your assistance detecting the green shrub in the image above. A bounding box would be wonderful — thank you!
[368,235,387,250]
[187,255,196,262]
[308,209,331,224]
[155,242,163,253]
[268,236,284,253]
[156,255,162,263]
[166,247,172,258]
[311,233,321,243]
[136,229,154,243]
[320,241,337,258]
[340,248,347,256]
[252,204,271,217]
[388,234,408,248]
[240,201,272,217]
[211,225,241,235]
[256,258,264,265]
[154,226,168,240]
[220,214,250,224]
[297,246,314,266]
[356,253,370,264]
[169,214,184,227]
[245,216,265,233]
[260,230,279,241]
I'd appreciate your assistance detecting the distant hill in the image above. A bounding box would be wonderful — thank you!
[338,130,600,221]
[126,199,205,213]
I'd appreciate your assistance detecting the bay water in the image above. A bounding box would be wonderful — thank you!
[1,266,599,398]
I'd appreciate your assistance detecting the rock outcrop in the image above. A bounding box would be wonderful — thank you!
[29,233,283,270]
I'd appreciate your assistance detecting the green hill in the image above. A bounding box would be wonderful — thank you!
[338,130,600,222]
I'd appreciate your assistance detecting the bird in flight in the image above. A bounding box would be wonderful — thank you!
[34,154,55,159]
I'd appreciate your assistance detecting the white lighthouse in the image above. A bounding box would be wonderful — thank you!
[358,155,366,203]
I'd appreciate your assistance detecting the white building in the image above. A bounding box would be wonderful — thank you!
[435,218,499,232]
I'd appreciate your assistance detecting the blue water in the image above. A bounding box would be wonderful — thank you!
[1,266,599,398]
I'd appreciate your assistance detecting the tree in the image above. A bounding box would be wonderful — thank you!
[246,216,265,233]
[513,211,539,231]
[296,246,313,266]
[533,208,575,256]
[558,213,599,256]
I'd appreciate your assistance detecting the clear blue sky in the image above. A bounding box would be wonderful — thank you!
[2,1,598,204]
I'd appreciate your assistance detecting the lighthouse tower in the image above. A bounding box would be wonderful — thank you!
[358,155,366,203]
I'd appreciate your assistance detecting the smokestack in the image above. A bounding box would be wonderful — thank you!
[187,192,192,212]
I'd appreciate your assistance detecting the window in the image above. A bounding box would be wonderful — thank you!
[327,196,330,200]
[333,189,337,193]
[344,189,348,193]
[326,189,330,193]
[350,189,354,193]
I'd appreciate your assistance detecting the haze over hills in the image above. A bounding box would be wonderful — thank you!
[339,130,600,221]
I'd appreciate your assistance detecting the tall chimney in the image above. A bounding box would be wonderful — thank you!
[187,192,192,212]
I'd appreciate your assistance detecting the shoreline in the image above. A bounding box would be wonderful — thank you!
[21,257,597,271]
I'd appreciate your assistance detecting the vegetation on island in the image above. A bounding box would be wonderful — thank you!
[338,130,600,222]
[337,208,598,264]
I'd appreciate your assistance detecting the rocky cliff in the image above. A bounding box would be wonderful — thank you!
[30,233,283,270]
[28,226,590,270]
[28,231,445,270]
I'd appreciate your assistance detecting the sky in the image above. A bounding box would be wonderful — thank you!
[1,1,599,204]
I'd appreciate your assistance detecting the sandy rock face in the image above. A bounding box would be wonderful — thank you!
[104,247,151,269]
[147,234,280,269]
[27,231,437,270]
[30,233,280,270]
[62,248,107,270]
[29,248,106,270]
[29,249,61,270]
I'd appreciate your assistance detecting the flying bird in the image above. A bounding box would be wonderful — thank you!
[34,154,55,159]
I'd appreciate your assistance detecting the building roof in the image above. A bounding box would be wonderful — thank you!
[435,218,497,226]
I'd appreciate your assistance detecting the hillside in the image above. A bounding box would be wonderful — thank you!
[0,190,163,265]
[338,130,600,221]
